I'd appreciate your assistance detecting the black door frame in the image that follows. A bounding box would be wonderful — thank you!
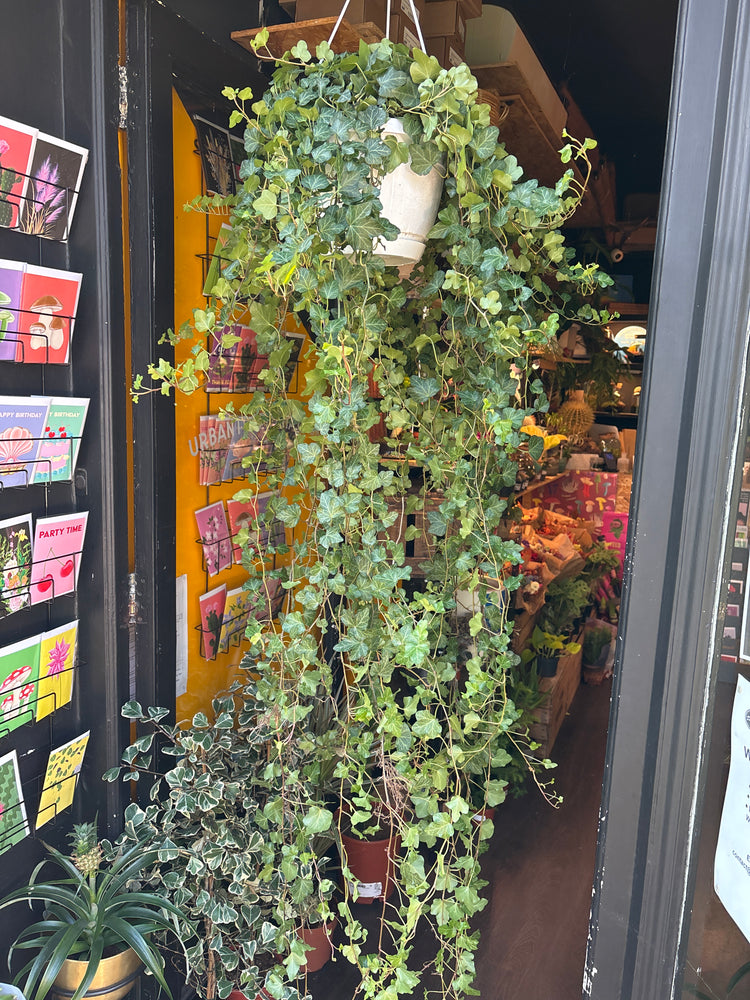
[586,0,750,995]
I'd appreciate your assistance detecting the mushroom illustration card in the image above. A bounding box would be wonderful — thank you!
[17,264,82,364]
[36,620,78,721]
[0,396,49,487]
[0,750,29,856]
[0,116,38,230]
[0,634,41,738]
[194,501,232,577]
[0,513,32,618]
[217,586,252,654]
[30,511,88,604]
[31,396,89,484]
[0,259,26,361]
[19,132,88,242]
[198,584,226,660]
[36,730,89,829]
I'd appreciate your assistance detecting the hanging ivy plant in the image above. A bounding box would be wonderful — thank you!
[131,37,612,1000]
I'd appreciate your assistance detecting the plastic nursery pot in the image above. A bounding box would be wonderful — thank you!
[296,919,337,973]
[337,812,401,904]
[536,655,559,678]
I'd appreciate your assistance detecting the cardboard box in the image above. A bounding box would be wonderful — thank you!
[390,0,425,21]
[423,0,465,40]
[426,32,465,68]
[295,0,387,27]
[388,13,424,49]
[458,0,481,19]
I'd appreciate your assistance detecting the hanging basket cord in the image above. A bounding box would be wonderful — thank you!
[327,0,426,53]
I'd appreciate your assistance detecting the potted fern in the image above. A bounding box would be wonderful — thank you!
[132,36,611,1000]
[0,822,184,1000]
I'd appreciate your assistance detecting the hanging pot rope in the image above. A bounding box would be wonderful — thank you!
[327,0,426,52]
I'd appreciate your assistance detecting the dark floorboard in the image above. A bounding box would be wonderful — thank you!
[308,677,612,1000]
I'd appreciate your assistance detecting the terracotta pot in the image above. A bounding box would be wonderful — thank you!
[470,806,496,826]
[51,949,142,1000]
[339,823,401,904]
[297,919,336,972]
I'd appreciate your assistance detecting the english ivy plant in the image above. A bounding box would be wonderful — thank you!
[133,36,612,1000]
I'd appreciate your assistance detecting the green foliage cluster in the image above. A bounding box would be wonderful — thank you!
[130,37,611,1000]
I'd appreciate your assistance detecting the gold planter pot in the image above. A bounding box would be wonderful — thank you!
[51,948,143,1000]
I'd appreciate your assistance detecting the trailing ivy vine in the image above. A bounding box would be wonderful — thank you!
[130,37,612,1000]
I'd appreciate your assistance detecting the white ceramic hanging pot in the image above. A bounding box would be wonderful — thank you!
[374,118,444,266]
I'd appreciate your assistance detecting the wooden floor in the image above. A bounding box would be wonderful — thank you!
[310,677,612,1000]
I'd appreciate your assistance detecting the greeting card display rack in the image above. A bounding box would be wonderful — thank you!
[0,167,83,244]
[0,437,83,488]
[0,758,83,851]
[0,203,89,861]
[0,660,80,742]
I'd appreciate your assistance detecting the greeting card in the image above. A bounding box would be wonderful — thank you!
[193,117,234,197]
[231,326,268,393]
[0,396,50,487]
[198,584,226,660]
[229,135,245,183]
[223,418,275,481]
[0,259,26,361]
[36,620,78,721]
[199,414,232,486]
[31,397,89,483]
[0,116,38,229]
[202,223,233,297]
[226,499,255,563]
[0,750,29,855]
[247,577,283,623]
[19,133,88,241]
[218,586,252,654]
[206,324,243,393]
[0,634,41,737]
[17,265,82,364]
[36,731,89,829]
[195,501,232,577]
[0,513,33,618]
[30,511,89,604]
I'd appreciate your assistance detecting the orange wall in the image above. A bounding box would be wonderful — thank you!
[171,91,310,721]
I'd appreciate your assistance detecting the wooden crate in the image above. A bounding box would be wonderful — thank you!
[528,643,582,758]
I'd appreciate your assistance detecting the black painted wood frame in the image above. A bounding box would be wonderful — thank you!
[586,0,750,996]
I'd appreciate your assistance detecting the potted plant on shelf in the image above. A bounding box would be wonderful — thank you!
[521,625,582,679]
[0,821,184,1000]
[132,36,611,1000]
